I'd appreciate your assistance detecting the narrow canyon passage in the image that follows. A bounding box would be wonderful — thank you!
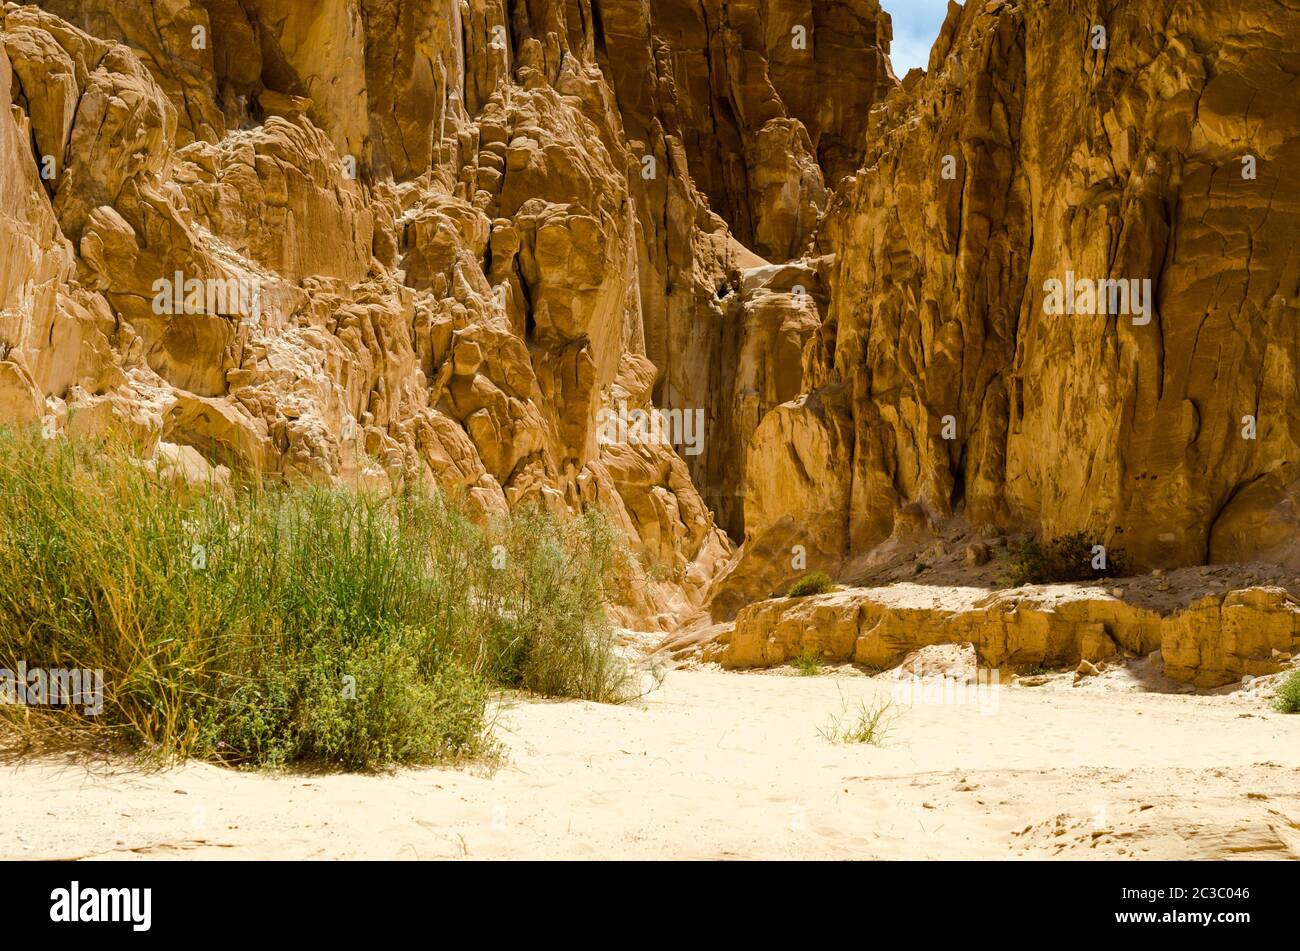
[0,0,1296,876]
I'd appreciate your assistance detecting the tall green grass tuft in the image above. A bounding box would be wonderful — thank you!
[479,506,632,703]
[793,646,820,676]
[0,427,633,770]
[817,690,898,745]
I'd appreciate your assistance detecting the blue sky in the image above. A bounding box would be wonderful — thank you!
[881,0,953,75]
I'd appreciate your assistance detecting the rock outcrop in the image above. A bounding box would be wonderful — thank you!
[722,583,1300,688]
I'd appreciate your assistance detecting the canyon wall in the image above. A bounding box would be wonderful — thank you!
[717,0,1300,610]
[1,0,1297,631]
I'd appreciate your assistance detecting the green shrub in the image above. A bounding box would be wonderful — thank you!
[787,571,834,598]
[203,632,488,770]
[1274,670,1300,714]
[1000,532,1129,587]
[0,427,630,769]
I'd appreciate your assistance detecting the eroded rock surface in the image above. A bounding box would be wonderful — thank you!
[721,0,1300,603]
[1,1,1296,672]
[723,583,1300,688]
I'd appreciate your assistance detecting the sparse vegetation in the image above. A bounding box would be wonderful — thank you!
[817,690,898,745]
[639,553,684,584]
[0,427,634,770]
[787,570,834,598]
[1274,670,1300,714]
[793,647,820,676]
[1000,531,1129,587]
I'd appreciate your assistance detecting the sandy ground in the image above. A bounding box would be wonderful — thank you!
[1,668,1297,860]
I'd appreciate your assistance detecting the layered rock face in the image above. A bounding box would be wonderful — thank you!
[1,0,1297,658]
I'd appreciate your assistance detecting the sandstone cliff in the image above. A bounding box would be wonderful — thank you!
[1,0,1297,652]
[714,0,1300,610]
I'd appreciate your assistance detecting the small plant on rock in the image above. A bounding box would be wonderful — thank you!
[787,570,834,598]
[793,646,820,676]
